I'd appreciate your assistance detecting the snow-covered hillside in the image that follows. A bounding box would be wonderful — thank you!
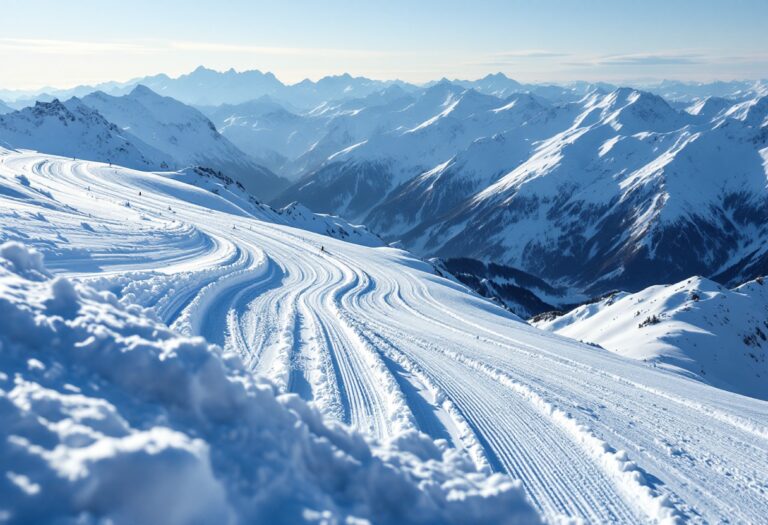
[534,276,768,400]
[165,166,382,247]
[80,86,288,199]
[0,242,536,525]
[1,148,767,523]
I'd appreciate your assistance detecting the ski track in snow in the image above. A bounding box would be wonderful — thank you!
[1,150,767,523]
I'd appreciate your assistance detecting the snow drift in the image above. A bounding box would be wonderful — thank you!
[0,242,539,525]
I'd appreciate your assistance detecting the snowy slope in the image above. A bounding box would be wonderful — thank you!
[0,242,536,525]
[0,100,13,115]
[1,148,767,523]
[166,166,382,247]
[80,86,288,199]
[534,276,768,400]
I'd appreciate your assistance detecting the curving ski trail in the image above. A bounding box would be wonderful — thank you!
[2,150,767,523]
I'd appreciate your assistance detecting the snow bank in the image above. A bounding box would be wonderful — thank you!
[0,242,540,525]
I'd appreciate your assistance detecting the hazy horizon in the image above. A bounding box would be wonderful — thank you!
[2,0,766,91]
[2,64,767,98]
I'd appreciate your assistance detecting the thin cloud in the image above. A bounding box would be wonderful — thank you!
[482,50,571,65]
[598,53,703,66]
[561,51,722,69]
[559,51,768,71]
[0,38,159,55]
[0,38,395,61]
[170,41,395,59]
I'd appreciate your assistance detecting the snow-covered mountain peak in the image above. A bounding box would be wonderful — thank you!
[78,86,288,198]
[419,80,466,104]
[685,96,733,120]
[0,97,164,169]
[595,88,685,132]
[30,98,71,117]
[724,95,768,128]
[128,83,159,98]
[492,92,546,114]
[456,72,525,98]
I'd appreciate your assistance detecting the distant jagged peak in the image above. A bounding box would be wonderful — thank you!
[723,95,768,127]
[492,91,547,113]
[128,83,159,98]
[30,97,69,114]
[188,65,228,77]
[476,72,523,88]
[191,64,214,74]
[419,80,466,103]
[590,87,685,131]
[19,97,111,128]
[181,65,278,84]
[482,71,513,81]
[598,87,667,108]
[685,96,733,118]
[321,72,354,81]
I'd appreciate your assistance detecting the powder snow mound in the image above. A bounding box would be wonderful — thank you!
[0,242,540,525]
[0,242,50,281]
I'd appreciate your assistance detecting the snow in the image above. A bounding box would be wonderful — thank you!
[534,276,768,400]
[262,80,768,297]
[77,86,288,199]
[0,100,14,115]
[0,99,165,170]
[0,241,539,525]
[1,148,767,523]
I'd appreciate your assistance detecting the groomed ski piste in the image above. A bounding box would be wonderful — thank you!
[1,148,767,524]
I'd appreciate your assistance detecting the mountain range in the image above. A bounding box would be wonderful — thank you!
[0,86,288,199]
[2,66,765,109]
[2,67,768,313]
[270,84,768,303]
[2,66,768,521]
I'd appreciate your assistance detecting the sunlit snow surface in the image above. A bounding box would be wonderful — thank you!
[1,148,767,523]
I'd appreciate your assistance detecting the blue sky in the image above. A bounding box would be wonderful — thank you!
[2,0,767,89]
